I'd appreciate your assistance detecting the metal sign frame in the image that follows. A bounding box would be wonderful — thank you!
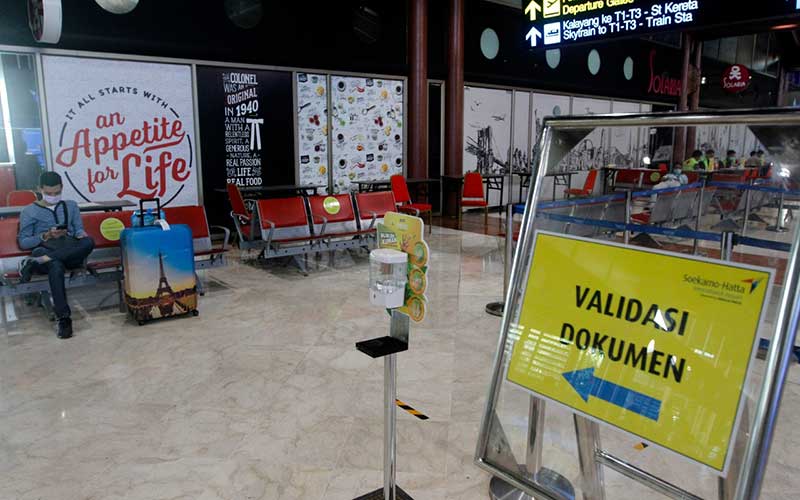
[475,108,800,500]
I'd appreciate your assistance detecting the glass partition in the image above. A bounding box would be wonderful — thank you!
[0,52,45,202]
[476,110,800,500]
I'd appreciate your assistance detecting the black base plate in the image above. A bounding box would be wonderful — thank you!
[354,486,414,499]
[485,301,504,317]
[356,336,408,358]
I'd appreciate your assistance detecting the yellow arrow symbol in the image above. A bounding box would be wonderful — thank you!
[525,0,542,21]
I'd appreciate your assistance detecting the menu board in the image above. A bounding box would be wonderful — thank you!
[195,66,294,219]
[522,0,800,50]
[296,72,329,189]
[221,70,265,187]
[331,76,404,192]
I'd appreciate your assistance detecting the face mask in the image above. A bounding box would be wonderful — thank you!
[674,169,682,175]
[42,194,61,205]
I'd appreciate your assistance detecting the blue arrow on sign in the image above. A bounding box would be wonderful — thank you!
[562,368,662,421]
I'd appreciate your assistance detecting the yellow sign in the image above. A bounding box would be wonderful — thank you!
[543,0,560,18]
[507,232,771,473]
[99,217,125,241]
[323,196,341,215]
[378,212,429,322]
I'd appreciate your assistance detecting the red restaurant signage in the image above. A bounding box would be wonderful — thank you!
[722,64,751,94]
[647,49,682,97]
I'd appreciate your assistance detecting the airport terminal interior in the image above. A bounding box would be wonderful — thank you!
[2,1,800,499]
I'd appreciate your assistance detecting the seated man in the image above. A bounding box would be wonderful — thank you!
[651,165,688,202]
[17,172,95,339]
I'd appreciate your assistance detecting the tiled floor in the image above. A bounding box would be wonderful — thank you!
[0,217,798,499]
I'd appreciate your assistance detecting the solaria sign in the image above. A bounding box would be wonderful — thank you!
[42,56,198,206]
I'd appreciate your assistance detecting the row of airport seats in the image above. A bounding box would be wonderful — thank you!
[0,205,228,322]
[631,185,717,228]
[535,184,719,239]
[228,185,397,273]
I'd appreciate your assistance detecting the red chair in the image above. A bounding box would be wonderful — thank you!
[565,170,598,198]
[461,171,489,227]
[307,194,360,238]
[0,167,16,208]
[390,175,432,232]
[6,190,37,207]
[354,191,396,230]
[226,183,256,245]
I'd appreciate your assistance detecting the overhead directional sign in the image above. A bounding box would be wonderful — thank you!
[506,232,772,473]
[522,0,800,49]
[525,0,542,20]
[526,25,542,46]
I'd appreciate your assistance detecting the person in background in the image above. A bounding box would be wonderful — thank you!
[723,149,739,169]
[17,172,95,339]
[744,151,760,167]
[704,149,718,171]
[756,150,767,166]
[651,164,688,201]
[683,150,705,171]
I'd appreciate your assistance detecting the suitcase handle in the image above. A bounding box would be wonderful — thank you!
[138,198,161,224]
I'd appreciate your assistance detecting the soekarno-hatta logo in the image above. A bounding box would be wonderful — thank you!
[742,278,764,294]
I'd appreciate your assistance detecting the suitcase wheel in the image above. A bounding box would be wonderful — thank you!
[191,310,199,317]
[137,320,146,326]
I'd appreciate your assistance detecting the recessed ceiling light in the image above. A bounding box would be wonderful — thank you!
[771,23,799,30]
[95,0,138,14]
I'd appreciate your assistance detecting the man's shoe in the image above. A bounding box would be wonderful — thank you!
[18,258,35,283]
[57,318,73,339]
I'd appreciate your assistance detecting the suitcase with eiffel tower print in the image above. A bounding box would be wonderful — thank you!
[120,215,198,325]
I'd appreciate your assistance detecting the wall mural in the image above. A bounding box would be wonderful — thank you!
[510,91,531,175]
[330,76,404,192]
[531,93,571,173]
[608,101,642,168]
[566,97,612,172]
[296,72,328,188]
[463,86,512,176]
[42,56,197,206]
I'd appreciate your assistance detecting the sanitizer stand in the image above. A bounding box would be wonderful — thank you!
[354,310,414,500]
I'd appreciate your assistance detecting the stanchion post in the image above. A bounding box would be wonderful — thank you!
[574,415,606,500]
[504,203,514,293]
[384,351,397,500]
[486,204,515,317]
[624,191,631,245]
[768,192,787,233]
[720,231,735,261]
[693,181,705,255]
[741,184,753,237]
[525,397,544,475]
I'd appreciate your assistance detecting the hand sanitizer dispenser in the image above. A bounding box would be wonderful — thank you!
[369,249,408,309]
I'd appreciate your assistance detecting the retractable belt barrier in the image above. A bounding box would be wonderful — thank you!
[537,211,723,242]
[735,236,792,253]
[518,182,793,254]
[708,181,800,197]
[536,211,796,255]
[536,192,627,210]
[629,181,705,198]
